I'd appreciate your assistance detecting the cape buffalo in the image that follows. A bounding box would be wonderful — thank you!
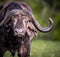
[0,2,53,57]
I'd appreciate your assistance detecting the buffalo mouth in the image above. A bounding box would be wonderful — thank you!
[14,33,25,38]
[17,34,25,38]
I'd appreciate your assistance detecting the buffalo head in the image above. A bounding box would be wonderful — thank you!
[0,2,54,38]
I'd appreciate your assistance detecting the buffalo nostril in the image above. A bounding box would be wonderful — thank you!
[15,30,18,33]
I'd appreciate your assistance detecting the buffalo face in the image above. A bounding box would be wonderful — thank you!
[6,9,31,37]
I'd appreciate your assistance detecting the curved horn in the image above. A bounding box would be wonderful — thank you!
[32,17,54,32]
[25,10,54,33]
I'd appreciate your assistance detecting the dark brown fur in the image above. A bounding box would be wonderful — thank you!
[0,2,37,57]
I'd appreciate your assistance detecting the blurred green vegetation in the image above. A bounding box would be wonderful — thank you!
[0,0,60,41]
[31,39,60,57]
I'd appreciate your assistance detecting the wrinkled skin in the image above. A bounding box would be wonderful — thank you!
[0,2,53,57]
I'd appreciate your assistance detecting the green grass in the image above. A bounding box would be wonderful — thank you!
[31,39,60,57]
[4,39,60,57]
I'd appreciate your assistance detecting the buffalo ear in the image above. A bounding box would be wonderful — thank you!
[27,27,37,42]
[27,22,37,39]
